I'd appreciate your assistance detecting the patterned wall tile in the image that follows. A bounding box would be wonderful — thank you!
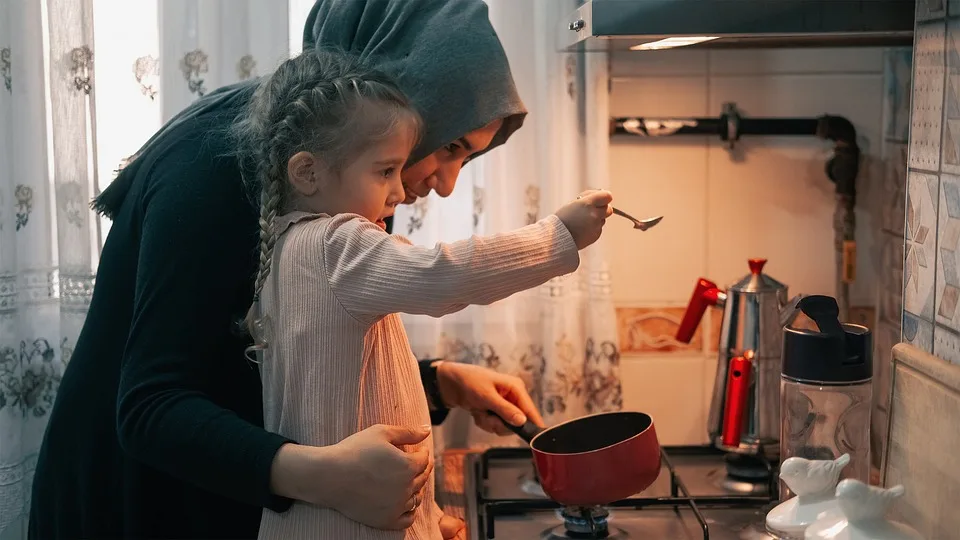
[879,240,905,328]
[881,143,908,236]
[902,311,935,353]
[884,48,913,143]
[617,306,703,353]
[904,172,940,320]
[910,22,946,171]
[942,20,960,174]
[936,174,960,330]
[934,323,960,364]
[917,0,947,22]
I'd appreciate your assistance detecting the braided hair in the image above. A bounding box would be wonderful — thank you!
[232,48,422,361]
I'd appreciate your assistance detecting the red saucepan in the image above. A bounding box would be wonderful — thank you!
[490,410,662,506]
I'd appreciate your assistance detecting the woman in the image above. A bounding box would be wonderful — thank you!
[29,1,539,538]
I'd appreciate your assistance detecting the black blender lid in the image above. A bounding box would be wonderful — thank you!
[781,295,872,384]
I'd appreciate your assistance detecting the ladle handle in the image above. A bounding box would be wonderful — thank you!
[486,410,544,443]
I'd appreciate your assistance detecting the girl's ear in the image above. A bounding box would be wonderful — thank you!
[287,151,320,196]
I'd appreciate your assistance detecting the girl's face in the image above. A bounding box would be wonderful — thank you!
[287,122,418,230]
[399,118,504,204]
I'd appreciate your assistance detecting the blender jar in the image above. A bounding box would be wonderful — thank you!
[779,295,872,500]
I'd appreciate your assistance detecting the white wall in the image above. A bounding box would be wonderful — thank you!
[609,48,886,445]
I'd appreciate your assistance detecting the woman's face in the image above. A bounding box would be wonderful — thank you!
[400,118,504,203]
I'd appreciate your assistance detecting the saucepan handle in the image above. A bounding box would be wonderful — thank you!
[486,410,544,443]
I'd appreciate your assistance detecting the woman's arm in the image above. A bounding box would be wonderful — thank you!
[320,213,580,322]
[114,150,297,511]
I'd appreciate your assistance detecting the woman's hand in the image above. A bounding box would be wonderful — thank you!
[270,424,433,529]
[435,361,545,435]
[439,514,467,540]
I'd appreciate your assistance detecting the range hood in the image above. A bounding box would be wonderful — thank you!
[560,0,915,52]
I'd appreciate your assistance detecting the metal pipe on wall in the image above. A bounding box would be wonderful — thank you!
[609,103,859,322]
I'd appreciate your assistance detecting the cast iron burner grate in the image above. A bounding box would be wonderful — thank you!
[476,446,778,540]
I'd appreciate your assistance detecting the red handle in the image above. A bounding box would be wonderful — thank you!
[748,258,767,274]
[721,354,752,448]
[675,278,723,343]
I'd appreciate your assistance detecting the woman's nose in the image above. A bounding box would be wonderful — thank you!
[432,163,461,198]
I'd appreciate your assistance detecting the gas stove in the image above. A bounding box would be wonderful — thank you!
[465,446,781,539]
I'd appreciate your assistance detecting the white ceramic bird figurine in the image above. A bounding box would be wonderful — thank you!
[835,479,905,523]
[780,453,852,499]
[766,454,852,538]
[804,480,923,540]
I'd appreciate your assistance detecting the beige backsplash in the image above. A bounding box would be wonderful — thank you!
[883,343,960,539]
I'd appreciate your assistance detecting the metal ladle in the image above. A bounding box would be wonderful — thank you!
[612,207,662,231]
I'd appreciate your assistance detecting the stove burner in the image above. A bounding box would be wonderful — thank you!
[540,506,630,539]
[541,525,629,539]
[718,453,771,495]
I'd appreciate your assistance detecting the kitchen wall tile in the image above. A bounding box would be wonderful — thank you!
[706,308,722,352]
[705,74,882,307]
[848,305,876,328]
[936,174,960,331]
[616,306,702,353]
[609,77,709,304]
[703,139,873,304]
[610,50,708,78]
[703,353,718,439]
[917,0,947,22]
[933,323,960,364]
[609,77,709,117]
[909,22,946,171]
[707,48,883,76]
[874,320,901,412]
[902,311,935,352]
[880,143,908,236]
[904,172,939,320]
[878,231,905,326]
[942,20,960,174]
[620,355,708,445]
[883,49,913,144]
[609,141,708,304]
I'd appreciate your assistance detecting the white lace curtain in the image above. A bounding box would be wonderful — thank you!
[0,1,292,537]
[395,0,623,450]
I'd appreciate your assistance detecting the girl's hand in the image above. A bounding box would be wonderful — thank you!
[439,514,467,539]
[554,190,614,249]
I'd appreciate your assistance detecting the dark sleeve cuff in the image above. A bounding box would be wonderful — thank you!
[419,359,450,425]
[258,434,298,513]
[430,408,450,425]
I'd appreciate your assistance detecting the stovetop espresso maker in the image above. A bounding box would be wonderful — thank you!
[676,258,800,457]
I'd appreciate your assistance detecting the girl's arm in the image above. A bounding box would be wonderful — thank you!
[319,213,579,323]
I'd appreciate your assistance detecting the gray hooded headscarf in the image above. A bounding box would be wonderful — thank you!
[93,0,526,218]
[302,0,527,164]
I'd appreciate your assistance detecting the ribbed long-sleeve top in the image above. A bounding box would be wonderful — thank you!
[256,211,580,539]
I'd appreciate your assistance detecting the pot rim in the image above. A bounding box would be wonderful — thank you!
[529,411,658,457]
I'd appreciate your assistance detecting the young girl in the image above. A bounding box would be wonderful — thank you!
[236,49,612,540]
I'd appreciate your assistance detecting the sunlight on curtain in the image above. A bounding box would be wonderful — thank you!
[0,2,300,537]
